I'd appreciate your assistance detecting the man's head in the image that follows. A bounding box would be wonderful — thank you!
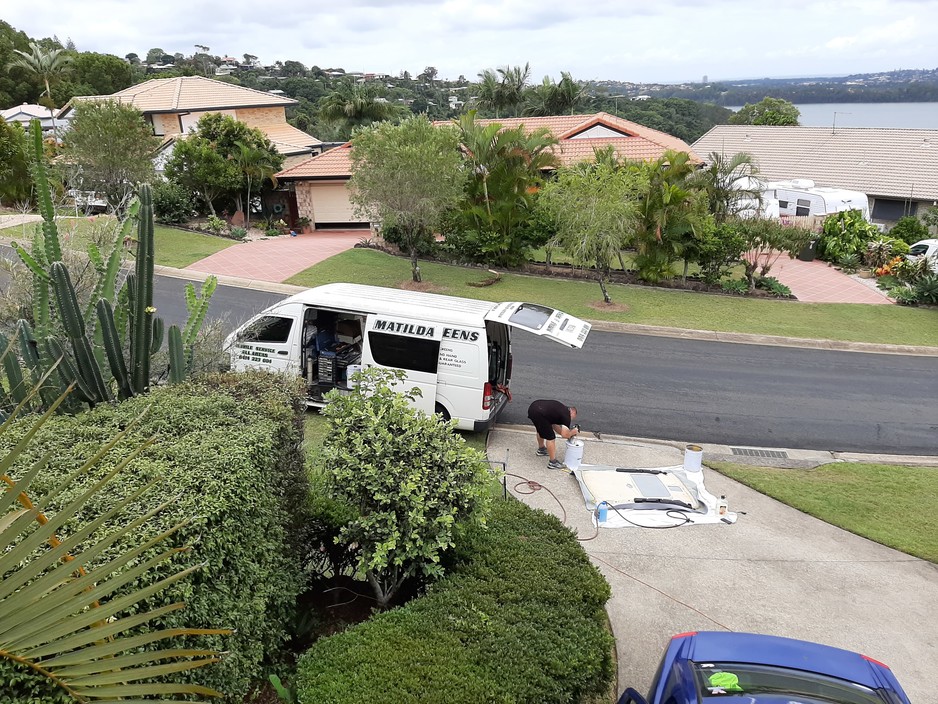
[569,407,577,421]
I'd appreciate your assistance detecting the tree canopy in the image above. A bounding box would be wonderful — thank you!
[729,97,800,126]
[349,114,466,282]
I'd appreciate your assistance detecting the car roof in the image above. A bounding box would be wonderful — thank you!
[684,632,881,689]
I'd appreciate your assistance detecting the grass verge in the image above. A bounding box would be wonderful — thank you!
[286,249,938,347]
[710,461,938,562]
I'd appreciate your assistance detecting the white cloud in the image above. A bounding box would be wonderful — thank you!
[3,0,936,83]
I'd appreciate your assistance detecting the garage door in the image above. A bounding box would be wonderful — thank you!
[310,182,365,225]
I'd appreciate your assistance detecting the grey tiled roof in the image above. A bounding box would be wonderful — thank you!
[692,126,938,201]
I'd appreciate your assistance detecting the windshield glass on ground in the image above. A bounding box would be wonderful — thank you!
[693,662,884,703]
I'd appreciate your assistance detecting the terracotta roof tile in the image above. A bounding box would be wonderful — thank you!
[280,112,698,180]
[278,143,353,179]
[693,126,938,200]
[64,76,296,115]
[261,123,322,154]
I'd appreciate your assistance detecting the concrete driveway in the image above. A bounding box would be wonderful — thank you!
[488,426,937,703]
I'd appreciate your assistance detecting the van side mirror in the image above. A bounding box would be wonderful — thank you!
[616,688,649,704]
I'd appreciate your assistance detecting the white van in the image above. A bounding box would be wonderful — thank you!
[224,283,592,431]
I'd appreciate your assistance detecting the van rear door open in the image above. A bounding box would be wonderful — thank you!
[484,302,592,348]
[363,315,445,415]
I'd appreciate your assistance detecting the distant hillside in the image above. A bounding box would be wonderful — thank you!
[591,68,938,105]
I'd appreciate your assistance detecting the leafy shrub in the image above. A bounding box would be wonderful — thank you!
[721,278,749,295]
[152,179,195,224]
[864,238,906,268]
[230,225,248,240]
[0,372,309,699]
[836,253,860,273]
[265,227,282,237]
[756,276,793,298]
[890,285,920,306]
[206,214,226,234]
[914,274,938,305]
[817,209,880,262]
[888,215,929,244]
[695,223,747,284]
[295,498,614,704]
[381,221,436,257]
[892,256,931,284]
[319,368,493,607]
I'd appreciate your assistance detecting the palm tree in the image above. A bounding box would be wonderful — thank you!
[7,42,73,138]
[688,151,763,223]
[318,79,401,139]
[7,42,73,107]
[232,141,280,229]
[474,68,503,117]
[522,72,589,117]
[496,63,531,117]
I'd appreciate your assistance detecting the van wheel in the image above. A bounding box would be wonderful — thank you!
[434,403,451,422]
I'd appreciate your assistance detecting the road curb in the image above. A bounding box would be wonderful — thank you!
[491,423,938,466]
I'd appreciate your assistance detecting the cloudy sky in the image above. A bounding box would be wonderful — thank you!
[6,1,937,83]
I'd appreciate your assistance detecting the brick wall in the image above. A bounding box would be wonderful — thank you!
[295,183,317,225]
[154,113,181,136]
[236,106,287,127]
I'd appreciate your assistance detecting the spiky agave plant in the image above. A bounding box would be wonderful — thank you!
[0,380,230,702]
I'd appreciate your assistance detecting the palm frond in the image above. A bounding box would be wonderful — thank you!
[1,389,230,702]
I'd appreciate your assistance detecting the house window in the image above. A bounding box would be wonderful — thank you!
[778,200,789,209]
[369,332,439,374]
[872,199,917,221]
[795,199,811,217]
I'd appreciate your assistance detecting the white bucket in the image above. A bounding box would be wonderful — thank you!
[564,438,585,470]
[346,364,363,387]
[683,444,703,473]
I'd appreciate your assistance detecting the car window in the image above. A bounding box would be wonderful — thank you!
[241,315,294,344]
[693,662,883,703]
[908,244,928,256]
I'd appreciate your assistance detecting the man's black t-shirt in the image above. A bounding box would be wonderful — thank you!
[527,399,571,427]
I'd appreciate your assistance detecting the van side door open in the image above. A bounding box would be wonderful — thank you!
[484,302,592,348]
[363,315,445,415]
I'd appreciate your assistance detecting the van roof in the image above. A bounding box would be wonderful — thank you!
[283,283,501,326]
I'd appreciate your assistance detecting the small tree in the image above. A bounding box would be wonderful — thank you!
[729,97,800,126]
[350,114,466,282]
[61,100,160,210]
[320,368,494,608]
[540,161,644,303]
[736,218,812,290]
[0,120,30,206]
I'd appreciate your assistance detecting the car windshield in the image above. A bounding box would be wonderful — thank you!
[908,244,928,256]
[693,662,884,704]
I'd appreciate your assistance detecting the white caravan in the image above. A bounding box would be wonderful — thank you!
[766,179,871,221]
[225,283,592,431]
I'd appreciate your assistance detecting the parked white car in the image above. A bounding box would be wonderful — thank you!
[66,189,109,214]
[906,239,938,273]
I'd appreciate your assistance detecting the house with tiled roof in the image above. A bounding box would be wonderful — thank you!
[1,103,66,133]
[693,125,938,224]
[60,76,322,169]
[277,112,699,230]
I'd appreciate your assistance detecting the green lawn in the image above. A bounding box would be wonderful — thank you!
[2,217,237,269]
[152,226,237,268]
[710,461,938,562]
[286,249,938,347]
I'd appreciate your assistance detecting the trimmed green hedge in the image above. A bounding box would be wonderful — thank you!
[0,372,308,700]
[296,498,614,703]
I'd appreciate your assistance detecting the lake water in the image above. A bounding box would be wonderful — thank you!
[728,102,937,129]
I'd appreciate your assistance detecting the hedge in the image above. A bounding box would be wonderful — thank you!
[296,497,614,704]
[0,372,308,701]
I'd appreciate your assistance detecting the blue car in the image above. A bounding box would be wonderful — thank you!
[617,631,911,704]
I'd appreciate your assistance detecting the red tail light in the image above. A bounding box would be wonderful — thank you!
[482,382,493,410]
[506,352,513,380]
[671,631,698,640]
[861,654,890,669]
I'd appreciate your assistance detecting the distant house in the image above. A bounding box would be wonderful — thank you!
[59,75,322,171]
[1,103,66,132]
[277,111,700,230]
[693,125,938,224]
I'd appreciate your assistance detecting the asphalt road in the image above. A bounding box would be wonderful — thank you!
[4,258,935,456]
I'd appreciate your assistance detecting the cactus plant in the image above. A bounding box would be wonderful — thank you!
[167,324,186,384]
[96,299,133,400]
[51,262,112,405]
[130,184,156,395]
